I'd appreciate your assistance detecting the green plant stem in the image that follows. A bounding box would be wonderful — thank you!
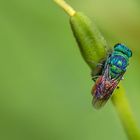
[54,0,140,140]
[112,85,140,140]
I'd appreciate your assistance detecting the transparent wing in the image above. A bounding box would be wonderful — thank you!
[92,65,125,109]
[92,68,112,109]
[92,95,110,109]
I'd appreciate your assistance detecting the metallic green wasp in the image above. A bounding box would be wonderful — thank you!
[92,43,132,109]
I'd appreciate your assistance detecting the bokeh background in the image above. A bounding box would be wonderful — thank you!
[0,0,140,140]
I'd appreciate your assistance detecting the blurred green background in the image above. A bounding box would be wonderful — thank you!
[0,0,140,140]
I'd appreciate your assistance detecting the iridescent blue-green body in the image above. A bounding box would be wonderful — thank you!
[92,43,132,109]
[106,43,132,79]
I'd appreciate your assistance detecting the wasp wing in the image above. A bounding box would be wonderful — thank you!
[92,64,125,109]
[92,68,113,109]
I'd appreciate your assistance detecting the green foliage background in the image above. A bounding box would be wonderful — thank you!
[0,0,140,140]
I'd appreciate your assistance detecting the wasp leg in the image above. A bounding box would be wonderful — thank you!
[92,75,100,81]
[88,60,104,67]
[89,59,106,81]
